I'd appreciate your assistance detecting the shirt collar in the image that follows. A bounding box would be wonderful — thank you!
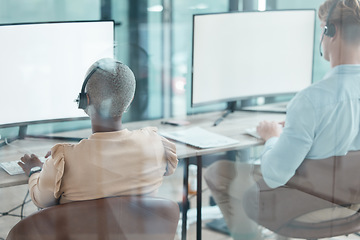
[88,129,130,140]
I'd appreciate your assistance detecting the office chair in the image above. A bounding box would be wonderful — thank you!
[244,151,360,240]
[6,196,180,240]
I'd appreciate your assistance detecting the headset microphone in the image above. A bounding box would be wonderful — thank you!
[319,29,325,57]
[76,66,100,110]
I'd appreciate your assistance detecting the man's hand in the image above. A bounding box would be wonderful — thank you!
[256,120,284,141]
[18,154,44,177]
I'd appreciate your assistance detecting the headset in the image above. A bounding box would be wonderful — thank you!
[76,66,100,110]
[320,0,341,56]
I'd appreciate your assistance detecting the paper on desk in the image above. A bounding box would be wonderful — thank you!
[160,126,239,149]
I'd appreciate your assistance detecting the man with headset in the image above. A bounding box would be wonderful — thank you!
[204,0,360,239]
[18,58,178,208]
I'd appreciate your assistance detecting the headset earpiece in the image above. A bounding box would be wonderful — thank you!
[76,66,100,110]
[77,92,88,110]
[324,23,336,37]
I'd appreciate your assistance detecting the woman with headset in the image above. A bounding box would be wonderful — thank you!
[18,58,178,208]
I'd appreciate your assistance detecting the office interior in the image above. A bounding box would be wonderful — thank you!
[1,0,359,240]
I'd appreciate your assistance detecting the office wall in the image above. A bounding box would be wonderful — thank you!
[0,0,100,22]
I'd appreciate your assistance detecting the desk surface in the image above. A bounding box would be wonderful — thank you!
[0,111,285,188]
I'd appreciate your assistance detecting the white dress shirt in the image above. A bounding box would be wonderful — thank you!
[261,65,360,188]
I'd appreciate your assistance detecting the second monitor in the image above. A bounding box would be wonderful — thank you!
[191,9,316,108]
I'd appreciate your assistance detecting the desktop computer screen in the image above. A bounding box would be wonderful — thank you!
[0,21,114,128]
[191,10,316,107]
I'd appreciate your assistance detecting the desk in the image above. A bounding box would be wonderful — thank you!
[0,110,285,239]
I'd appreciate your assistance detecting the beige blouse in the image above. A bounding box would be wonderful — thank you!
[28,127,178,208]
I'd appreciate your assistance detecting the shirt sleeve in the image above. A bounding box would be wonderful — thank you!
[161,137,178,176]
[28,144,65,208]
[260,94,316,188]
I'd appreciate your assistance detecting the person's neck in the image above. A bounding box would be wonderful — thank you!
[91,115,123,133]
[330,43,360,68]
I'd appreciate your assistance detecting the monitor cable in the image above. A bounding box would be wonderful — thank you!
[4,138,34,155]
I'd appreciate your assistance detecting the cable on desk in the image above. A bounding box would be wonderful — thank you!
[4,138,33,154]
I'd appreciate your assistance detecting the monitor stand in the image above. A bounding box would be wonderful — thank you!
[241,101,288,113]
[213,101,237,126]
[0,125,83,148]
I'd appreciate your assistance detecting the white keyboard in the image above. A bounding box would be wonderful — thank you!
[245,127,261,139]
[160,127,239,149]
[0,161,25,175]
[0,157,46,176]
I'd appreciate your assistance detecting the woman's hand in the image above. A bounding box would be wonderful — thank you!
[18,154,44,177]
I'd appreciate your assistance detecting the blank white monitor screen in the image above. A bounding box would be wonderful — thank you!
[191,10,315,107]
[0,21,114,127]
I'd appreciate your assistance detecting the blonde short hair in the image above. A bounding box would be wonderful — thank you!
[318,0,360,43]
[85,58,136,118]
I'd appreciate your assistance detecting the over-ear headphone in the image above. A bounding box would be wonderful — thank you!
[324,1,339,37]
[320,0,340,56]
[76,66,100,110]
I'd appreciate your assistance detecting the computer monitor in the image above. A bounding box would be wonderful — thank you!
[0,21,114,128]
[191,10,316,107]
